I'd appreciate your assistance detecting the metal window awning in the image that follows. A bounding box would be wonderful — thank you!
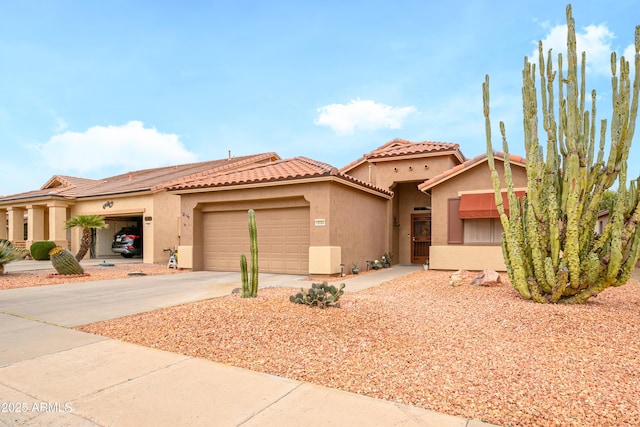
[458,191,526,219]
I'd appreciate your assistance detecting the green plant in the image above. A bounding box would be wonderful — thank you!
[290,282,345,308]
[240,209,259,298]
[598,190,617,212]
[482,5,640,303]
[49,246,84,275]
[65,215,107,261]
[0,240,26,274]
[30,241,57,261]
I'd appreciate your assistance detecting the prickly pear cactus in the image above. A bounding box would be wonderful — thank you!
[290,282,346,308]
[49,246,84,275]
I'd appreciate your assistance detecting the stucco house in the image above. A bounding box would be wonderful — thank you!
[1,139,527,273]
[0,153,280,263]
[168,139,526,273]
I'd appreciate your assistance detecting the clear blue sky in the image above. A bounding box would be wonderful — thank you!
[1,0,638,195]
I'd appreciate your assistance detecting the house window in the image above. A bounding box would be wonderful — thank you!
[463,218,503,244]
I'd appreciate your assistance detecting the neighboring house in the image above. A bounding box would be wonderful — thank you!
[0,139,530,272]
[595,209,609,235]
[0,153,280,262]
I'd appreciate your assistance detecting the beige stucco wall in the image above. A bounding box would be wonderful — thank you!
[177,179,390,273]
[67,191,181,263]
[0,209,6,240]
[428,160,527,271]
[346,155,460,190]
[327,182,389,271]
[151,191,182,260]
[429,245,506,271]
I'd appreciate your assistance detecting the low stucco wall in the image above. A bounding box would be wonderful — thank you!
[429,245,506,271]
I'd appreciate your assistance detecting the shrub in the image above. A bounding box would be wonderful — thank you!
[290,282,345,308]
[30,241,57,260]
[0,240,26,274]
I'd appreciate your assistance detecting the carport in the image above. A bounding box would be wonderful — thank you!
[99,215,144,258]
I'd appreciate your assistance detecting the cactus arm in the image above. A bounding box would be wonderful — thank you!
[240,254,249,298]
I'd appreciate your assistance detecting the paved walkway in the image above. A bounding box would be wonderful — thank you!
[0,262,498,427]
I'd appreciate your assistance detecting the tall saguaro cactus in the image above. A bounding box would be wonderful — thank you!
[240,209,259,298]
[483,5,640,303]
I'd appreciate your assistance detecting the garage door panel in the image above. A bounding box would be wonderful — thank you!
[203,207,309,274]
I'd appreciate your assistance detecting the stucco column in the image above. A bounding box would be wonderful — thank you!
[0,209,7,240]
[7,207,26,244]
[47,202,69,248]
[26,205,46,248]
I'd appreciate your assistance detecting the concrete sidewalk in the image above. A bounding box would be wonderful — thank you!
[0,265,498,427]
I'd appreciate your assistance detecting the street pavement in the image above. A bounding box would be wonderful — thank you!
[0,261,498,426]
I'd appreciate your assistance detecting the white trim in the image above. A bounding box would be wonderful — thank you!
[457,188,527,197]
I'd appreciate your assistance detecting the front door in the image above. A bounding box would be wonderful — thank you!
[411,213,431,264]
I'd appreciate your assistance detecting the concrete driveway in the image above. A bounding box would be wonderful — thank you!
[0,265,496,427]
[0,270,306,327]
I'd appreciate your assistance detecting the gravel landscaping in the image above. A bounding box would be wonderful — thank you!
[0,262,185,290]
[76,268,640,427]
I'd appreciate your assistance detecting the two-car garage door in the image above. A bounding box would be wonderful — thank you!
[202,207,310,274]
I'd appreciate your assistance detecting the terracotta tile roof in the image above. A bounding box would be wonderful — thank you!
[418,151,526,192]
[168,157,393,197]
[340,138,466,173]
[41,175,98,191]
[0,153,280,203]
[150,153,279,191]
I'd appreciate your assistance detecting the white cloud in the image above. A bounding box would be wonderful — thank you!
[34,121,197,175]
[532,23,615,76]
[314,99,417,136]
[622,44,635,63]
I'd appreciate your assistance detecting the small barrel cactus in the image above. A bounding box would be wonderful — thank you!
[49,246,84,275]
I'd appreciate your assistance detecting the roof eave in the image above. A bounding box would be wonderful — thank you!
[168,174,393,199]
[0,194,74,206]
[418,155,526,192]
